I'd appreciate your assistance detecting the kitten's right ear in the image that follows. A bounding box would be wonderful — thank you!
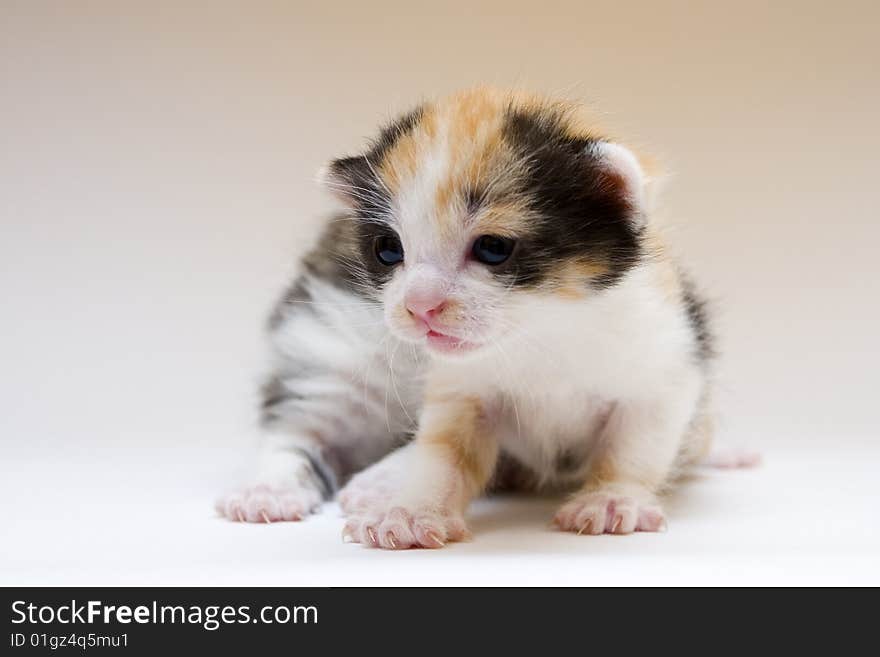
[317,155,372,207]
[590,141,664,219]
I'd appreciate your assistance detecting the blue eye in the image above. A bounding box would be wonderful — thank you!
[472,235,515,265]
[374,235,404,266]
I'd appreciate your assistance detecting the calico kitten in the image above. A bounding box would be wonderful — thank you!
[217,88,723,548]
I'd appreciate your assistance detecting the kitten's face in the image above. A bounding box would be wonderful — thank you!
[322,89,649,358]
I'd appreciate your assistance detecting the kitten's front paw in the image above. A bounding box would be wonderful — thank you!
[343,505,470,550]
[338,445,470,549]
[553,489,666,535]
[216,482,323,523]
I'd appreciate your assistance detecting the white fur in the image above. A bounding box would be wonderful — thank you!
[593,141,647,214]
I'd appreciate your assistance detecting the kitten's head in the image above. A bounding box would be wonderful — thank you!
[320,88,653,358]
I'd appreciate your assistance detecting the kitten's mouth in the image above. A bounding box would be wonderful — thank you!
[425,329,478,353]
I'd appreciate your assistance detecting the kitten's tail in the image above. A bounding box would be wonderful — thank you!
[701,446,762,469]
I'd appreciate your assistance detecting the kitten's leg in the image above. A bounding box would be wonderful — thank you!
[216,430,335,523]
[554,377,703,535]
[339,395,499,549]
[217,267,412,522]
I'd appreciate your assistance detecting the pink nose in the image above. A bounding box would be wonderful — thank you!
[405,291,447,323]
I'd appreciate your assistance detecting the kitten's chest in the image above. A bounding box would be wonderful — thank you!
[494,385,614,487]
[476,318,628,485]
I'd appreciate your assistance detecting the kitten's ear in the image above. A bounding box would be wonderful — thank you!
[317,155,373,207]
[590,141,661,223]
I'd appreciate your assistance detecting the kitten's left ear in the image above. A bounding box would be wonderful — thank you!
[591,141,661,222]
[317,155,373,207]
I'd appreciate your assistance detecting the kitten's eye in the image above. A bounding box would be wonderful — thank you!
[374,234,404,266]
[472,235,515,265]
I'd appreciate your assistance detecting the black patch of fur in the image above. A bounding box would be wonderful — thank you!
[367,106,425,163]
[291,445,337,497]
[352,221,405,288]
[554,447,585,474]
[327,106,425,222]
[324,107,425,288]
[680,273,715,363]
[489,451,540,492]
[498,107,643,290]
[268,215,381,329]
[259,375,301,424]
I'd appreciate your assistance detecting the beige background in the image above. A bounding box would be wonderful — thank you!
[2,1,878,454]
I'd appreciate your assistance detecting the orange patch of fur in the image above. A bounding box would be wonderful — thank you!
[472,200,533,236]
[378,106,437,195]
[537,260,615,299]
[421,392,498,494]
[643,227,682,303]
[584,450,620,491]
[376,87,620,238]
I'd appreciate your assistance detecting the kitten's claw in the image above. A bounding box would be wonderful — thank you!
[341,506,466,549]
[555,489,665,535]
[217,482,323,523]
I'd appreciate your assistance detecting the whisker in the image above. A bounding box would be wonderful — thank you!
[388,339,416,431]
[362,154,394,198]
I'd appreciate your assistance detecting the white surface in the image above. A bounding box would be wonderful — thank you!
[3,443,878,586]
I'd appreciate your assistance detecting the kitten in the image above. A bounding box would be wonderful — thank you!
[217,88,721,548]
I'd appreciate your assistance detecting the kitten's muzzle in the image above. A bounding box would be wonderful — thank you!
[405,298,475,352]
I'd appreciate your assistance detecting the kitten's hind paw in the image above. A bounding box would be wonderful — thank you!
[216,482,323,523]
